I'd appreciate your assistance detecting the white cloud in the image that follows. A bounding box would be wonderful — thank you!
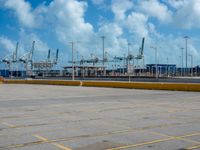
[4,0,37,28]
[1,0,200,67]
[112,0,133,21]
[163,0,185,9]
[137,0,172,23]
[173,0,200,29]
[97,23,127,56]
[47,0,93,44]
[125,12,149,38]
[0,36,15,54]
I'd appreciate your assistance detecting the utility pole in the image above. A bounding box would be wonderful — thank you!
[69,41,80,80]
[127,42,131,72]
[123,53,125,75]
[166,57,168,77]
[101,36,105,66]
[181,48,184,76]
[128,43,131,56]
[188,54,193,76]
[179,56,181,76]
[150,46,158,79]
[101,36,105,75]
[184,36,189,76]
[69,41,75,80]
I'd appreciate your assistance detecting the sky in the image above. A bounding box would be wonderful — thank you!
[0,0,200,68]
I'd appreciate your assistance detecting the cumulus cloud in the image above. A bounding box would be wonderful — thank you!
[112,0,133,21]
[46,0,94,45]
[137,0,172,23]
[3,0,37,28]
[1,0,200,66]
[125,12,149,38]
[163,0,185,9]
[97,23,127,56]
[0,36,15,54]
[173,0,200,29]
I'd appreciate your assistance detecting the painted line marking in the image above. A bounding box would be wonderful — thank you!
[107,132,200,150]
[187,145,200,150]
[150,131,200,144]
[33,134,72,150]
[2,122,17,128]
[107,137,174,150]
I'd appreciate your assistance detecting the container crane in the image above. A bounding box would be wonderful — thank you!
[134,37,145,69]
[47,49,51,61]
[1,42,19,77]
[19,41,35,77]
[32,48,59,72]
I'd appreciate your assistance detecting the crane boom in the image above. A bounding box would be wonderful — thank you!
[55,49,59,63]
[140,37,145,55]
[13,42,19,62]
[47,49,51,60]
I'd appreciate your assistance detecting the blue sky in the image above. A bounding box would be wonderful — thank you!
[0,0,200,68]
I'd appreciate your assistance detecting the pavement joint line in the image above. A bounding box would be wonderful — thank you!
[32,134,72,150]
[106,132,200,150]
[1,122,48,129]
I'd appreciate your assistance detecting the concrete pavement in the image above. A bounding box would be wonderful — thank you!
[0,84,200,150]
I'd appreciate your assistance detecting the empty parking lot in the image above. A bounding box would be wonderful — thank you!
[0,84,200,150]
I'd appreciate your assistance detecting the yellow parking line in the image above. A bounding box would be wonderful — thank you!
[180,132,200,138]
[107,132,200,150]
[32,134,72,150]
[150,131,200,144]
[187,145,200,150]
[2,122,17,128]
[33,134,48,141]
[107,137,174,150]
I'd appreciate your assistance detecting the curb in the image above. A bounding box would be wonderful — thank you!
[2,79,200,92]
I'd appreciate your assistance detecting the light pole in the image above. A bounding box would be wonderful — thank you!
[188,54,193,76]
[69,41,75,80]
[166,57,168,77]
[123,53,125,75]
[101,36,105,75]
[69,41,80,80]
[181,48,184,76]
[179,56,181,76]
[150,46,158,79]
[184,36,189,76]
[127,42,131,66]
[101,36,105,66]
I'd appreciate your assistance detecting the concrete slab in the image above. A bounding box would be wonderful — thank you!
[0,84,200,150]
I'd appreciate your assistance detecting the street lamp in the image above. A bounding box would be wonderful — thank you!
[150,46,158,79]
[69,41,75,80]
[180,48,184,76]
[179,56,181,76]
[101,36,106,76]
[69,41,80,80]
[184,36,189,76]
[188,54,193,77]
[166,57,168,77]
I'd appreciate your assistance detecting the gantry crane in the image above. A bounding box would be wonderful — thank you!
[1,42,19,77]
[19,41,35,77]
[135,37,145,68]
